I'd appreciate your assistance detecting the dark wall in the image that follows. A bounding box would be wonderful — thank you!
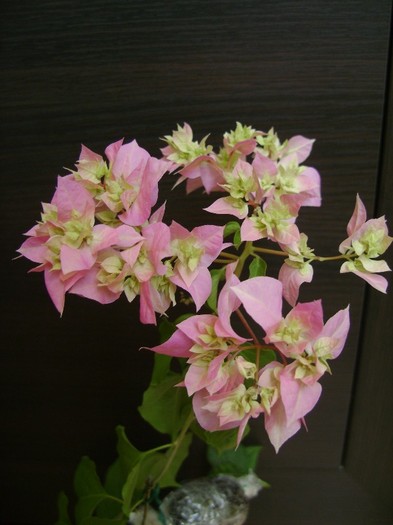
[1,1,392,524]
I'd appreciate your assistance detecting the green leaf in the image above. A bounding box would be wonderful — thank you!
[224,221,240,238]
[55,492,73,525]
[121,462,141,515]
[74,457,116,524]
[233,230,242,249]
[191,422,248,453]
[158,318,177,343]
[207,444,262,477]
[115,426,142,477]
[259,349,277,368]
[138,373,191,439]
[248,254,267,278]
[158,433,193,488]
[104,459,124,500]
[207,267,226,313]
[240,347,276,368]
[151,353,172,384]
[99,460,125,518]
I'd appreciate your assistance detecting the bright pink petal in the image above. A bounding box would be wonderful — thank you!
[148,329,193,358]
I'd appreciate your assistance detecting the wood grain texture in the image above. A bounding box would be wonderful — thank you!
[344,16,393,509]
[1,1,391,523]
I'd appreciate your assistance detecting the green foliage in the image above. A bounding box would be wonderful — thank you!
[207,267,226,312]
[55,492,72,525]
[191,421,248,453]
[158,317,177,343]
[139,355,191,439]
[248,254,267,278]
[207,444,262,477]
[73,457,124,524]
[224,221,240,238]
[240,346,276,368]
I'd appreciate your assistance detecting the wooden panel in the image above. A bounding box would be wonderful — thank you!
[1,1,391,523]
[344,26,393,508]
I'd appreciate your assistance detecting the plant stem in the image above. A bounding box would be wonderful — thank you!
[253,246,288,257]
[220,251,238,260]
[235,241,254,277]
[153,410,195,487]
[313,254,348,262]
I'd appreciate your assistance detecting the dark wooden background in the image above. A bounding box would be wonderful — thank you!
[1,1,392,524]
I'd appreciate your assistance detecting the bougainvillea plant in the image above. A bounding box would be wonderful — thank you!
[18,123,392,525]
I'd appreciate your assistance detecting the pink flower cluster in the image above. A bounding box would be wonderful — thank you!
[18,139,226,323]
[150,265,350,452]
[162,123,392,304]
[19,123,391,453]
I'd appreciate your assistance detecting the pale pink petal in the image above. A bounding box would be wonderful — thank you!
[44,269,66,314]
[206,352,231,394]
[69,268,121,304]
[142,222,171,275]
[177,314,217,344]
[347,194,367,236]
[182,268,212,310]
[228,138,257,156]
[79,144,103,163]
[92,224,143,252]
[194,225,225,265]
[264,399,301,453]
[240,218,264,242]
[215,263,247,341]
[17,236,48,263]
[340,263,389,293]
[296,167,321,207]
[149,202,167,223]
[52,176,95,222]
[110,140,149,179]
[232,277,283,332]
[204,197,249,219]
[139,281,157,325]
[282,135,315,163]
[280,371,322,425]
[60,245,96,275]
[192,390,238,432]
[278,262,313,306]
[180,156,224,194]
[121,244,143,268]
[318,306,350,358]
[104,139,124,164]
